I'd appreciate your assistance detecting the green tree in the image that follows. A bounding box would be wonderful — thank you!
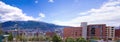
[52,35,62,42]
[65,37,75,42]
[76,37,87,42]
[91,36,99,40]
[17,35,26,41]
[0,29,3,35]
[89,36,99,42]
[39,36,46,41]
[8,33,13,41]
[0,23,3,35]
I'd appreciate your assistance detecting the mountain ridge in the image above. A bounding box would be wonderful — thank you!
[0,21,65,31]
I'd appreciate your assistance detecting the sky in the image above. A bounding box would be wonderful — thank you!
[0,0,120,27]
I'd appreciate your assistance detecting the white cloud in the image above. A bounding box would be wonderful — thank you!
[0,1,40,22]
[39,13,45,18]
[52,0,120,27]
[48,0,54,3]
[35,0,38,3]
[52,20,79,27]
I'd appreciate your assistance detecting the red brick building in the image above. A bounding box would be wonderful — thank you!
[45,32,55,37]
[87,24,107,40]
[63,27,82,39]
[115,29,120,40]
[63,23,115,40]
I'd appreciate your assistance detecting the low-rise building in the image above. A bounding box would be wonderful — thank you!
[63,27,82,39]
[115,29,120,40]
[45,32,55,37]
[87,24,107,40]
[63,22,115,41]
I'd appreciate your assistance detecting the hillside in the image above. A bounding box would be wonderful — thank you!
[0,21,65,30]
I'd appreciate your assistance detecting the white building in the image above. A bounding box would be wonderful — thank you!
[81,22,87,40]
[106,26,115,40]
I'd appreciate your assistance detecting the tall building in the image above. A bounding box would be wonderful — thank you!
[106,26,115,40]
[87,24,107,40]
[63,27,82,39]
[81,22,87,39]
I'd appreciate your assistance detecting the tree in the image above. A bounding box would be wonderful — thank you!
[0,29,3,35]
[91,36,99,40]
[52,35,62,42]
[8,33,13,41]
[89,36,98,42]
[0,23,3,35]
[76,37,87,42]
[17,35,26,41]
[65,37,75,42]
[39,36,46,41]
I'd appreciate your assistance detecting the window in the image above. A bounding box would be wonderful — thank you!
[80,34,81,36]
[112,27,114,28]
[111,29,114,30]
[75,32,77,36]
[91,28,95,36]
[111,33,113,35]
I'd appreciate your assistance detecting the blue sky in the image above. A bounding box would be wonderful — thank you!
[0,0,120,26]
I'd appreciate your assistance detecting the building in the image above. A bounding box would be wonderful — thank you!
[63,27,82,39]
[115,29,120,40]
[81,22,87,39]
[55,28,63,38]
[87,24,107,40]
[45,32,55,37]
[7,28,45,39]
[63,22,116,41]
[106,26,115,40]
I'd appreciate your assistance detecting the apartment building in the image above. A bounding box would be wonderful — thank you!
[106,26,115,40]
[63,27,82,39]
[87,24,107,40]
[115,29,120,40]
[63,22,115,40]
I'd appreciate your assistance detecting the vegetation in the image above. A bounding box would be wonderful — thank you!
[1,21,64,30]
[27,36,46,41]
[88,36,99,42]
[17,35,26,41]
[52,35,62,42]
[91,36,99,40]
[0,23,3,35]
[65,37,75,42]
[76,37,87,42]
[0,29,3,35]
[8,32,13,41]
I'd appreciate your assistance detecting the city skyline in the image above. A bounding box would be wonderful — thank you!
[0,0,120,27]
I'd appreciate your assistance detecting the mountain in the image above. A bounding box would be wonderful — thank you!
[0,21,65,31]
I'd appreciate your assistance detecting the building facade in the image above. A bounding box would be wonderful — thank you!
[63,27,82,39]
[87,24,107,40]
[45,32,55,37]
[106,26,115,40]
[115,29,120,40]
[81,22,87,39]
